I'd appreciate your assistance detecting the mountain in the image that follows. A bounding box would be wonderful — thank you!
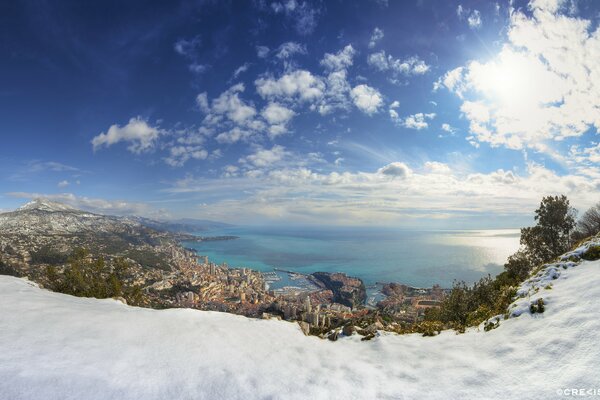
[0,199,184,276]
[1,235,599,399]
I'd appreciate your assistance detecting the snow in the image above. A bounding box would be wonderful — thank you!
[17,199,76,212]
[1,252,600,399]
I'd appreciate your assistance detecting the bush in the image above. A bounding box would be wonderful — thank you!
[44,248,145,306]
[415,321,444,337]
[581,246,600,261]
[529,298,545,314]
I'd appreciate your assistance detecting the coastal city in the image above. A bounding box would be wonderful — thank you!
[144,245,447,337]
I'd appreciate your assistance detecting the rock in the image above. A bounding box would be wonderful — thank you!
[310,272,366,309]
[361,333,376,341]
[342,325,355,336]
[328,330,340,341]
[298,321,310,336]
[113,297,127,305]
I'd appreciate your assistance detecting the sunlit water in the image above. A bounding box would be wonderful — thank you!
[183,227,521,287]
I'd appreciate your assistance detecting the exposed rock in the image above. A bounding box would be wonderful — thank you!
[113,297,128,305]
[328,329,340,341]
[298,321,310,336]
[310,272,366,309]
[342,325,355,336]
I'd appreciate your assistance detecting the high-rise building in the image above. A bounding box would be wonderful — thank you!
[304,296,312,313]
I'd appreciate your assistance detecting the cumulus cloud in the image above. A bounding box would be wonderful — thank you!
[255,70,325,102]
[57,180,69,188]
[367,51,429,76]
[164,146,208,167]
[350,84,383,115]
[378,162,412,178]
[397,113,436,130]
[368,27,384,48]
[441,123,456,134]
[215,127,255,144]
[239,145,289,168]
[320,45,356,71]
[439,0,600,151]
[203,83,257,124]
[261,102,296,138]
[91,117,162,154]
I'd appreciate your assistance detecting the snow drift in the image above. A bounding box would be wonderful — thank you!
[1,245,599,399]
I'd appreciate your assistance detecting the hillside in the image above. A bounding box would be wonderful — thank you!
[1,238,599,399]
[0,199,189,275]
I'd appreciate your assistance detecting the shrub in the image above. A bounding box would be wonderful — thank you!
[415,321,444,337]
[529,298,545,314]
[581,246,600,261]
[44,248,145,306]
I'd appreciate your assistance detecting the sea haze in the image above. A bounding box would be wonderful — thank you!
[184,227,521,287]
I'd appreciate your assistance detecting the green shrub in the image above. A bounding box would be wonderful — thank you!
[529,298,545,314]
[581,246,600,261]
[415,321,444,337]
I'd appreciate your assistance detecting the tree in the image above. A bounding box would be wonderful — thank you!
[520,195,576,265]
[575,202,600,239]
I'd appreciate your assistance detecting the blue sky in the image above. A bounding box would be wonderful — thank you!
[1,0,599,227]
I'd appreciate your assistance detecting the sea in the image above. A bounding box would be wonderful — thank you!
[183,226,521,289]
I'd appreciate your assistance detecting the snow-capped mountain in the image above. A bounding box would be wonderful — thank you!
[0,199,148,236]
[0,199,181,274]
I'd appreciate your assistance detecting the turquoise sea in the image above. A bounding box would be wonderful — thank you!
[183,227,521,288]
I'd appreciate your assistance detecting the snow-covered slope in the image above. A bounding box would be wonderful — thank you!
[1,256,599,399]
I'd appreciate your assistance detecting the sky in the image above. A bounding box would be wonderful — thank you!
[0,0,599,228]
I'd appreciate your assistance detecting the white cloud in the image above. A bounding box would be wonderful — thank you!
[164,146,208,167]
[440,1,600,151]
[378,162,412,178]
[424,161,452,175]
[457,5,482,29]
[350,84,383,115]
[261,102,296,139]
[239,145,289,168]
[261,102,295,125]
[57,180,69,188]
[215,127,255,144]
[276,42,307,59]
[255,70,325,102]
[256,45,270,58]
[368,27,384,48]
[232,63,250,79]
[91,117,162,154]
[468,10,482,29]
[399,113,436,130]
[208,83,256,124]
[367,51,429,76]
[390,101,400,109]
[441,123,456,134]
[433,67,466,97]
[320,45,355,71]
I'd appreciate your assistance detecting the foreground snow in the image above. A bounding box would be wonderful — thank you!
[1,259,599,399]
